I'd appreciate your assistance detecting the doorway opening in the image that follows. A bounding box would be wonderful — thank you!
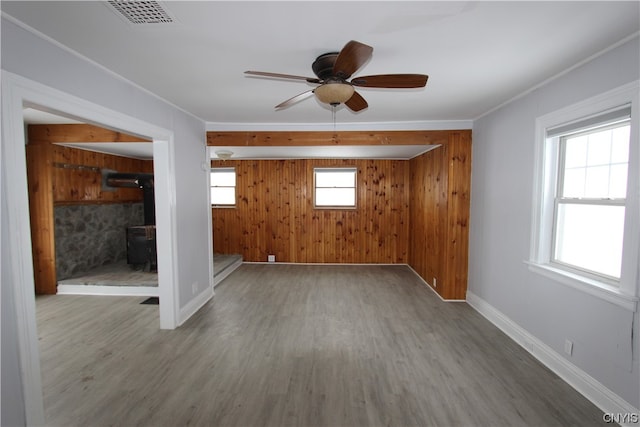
[24,107,160,297]
[2,72,180,424]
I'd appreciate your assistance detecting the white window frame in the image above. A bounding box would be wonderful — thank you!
[210,167,236,208]
[552,118,630,282]
[313,167,357,209]
[528,81,639,311]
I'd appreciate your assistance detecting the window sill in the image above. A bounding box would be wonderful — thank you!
[525,261,638,312]
[313,206,357,210]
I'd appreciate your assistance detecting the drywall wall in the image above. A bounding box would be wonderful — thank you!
[469,36,639,408]
[1,15,209,422]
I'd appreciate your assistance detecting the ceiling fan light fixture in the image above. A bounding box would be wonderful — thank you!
[314,82,355,105]
[215,150,234,161]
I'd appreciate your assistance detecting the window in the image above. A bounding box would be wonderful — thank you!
[314,167,357,208]
[552,118,630,280]
[529,82,639,310]
[210,167,236,207]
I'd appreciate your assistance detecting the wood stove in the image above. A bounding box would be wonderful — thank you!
[103,171,157,271]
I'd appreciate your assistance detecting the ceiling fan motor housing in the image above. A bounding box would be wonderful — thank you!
[312,52,339,80]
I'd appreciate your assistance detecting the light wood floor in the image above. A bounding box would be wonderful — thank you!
[36,264,603,427]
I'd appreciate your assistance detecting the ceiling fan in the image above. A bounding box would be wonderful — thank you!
[245,40,428,112]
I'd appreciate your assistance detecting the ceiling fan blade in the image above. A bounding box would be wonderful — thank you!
[344,91,368,112]
[333,40,373,79]
[275,90,315,109]
[245,71,321,84]
[351,74,428,88]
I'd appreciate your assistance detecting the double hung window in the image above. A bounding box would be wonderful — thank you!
[314,168,357,208]
[551,115,630,280]
[529,83,638,310]
[210,167,236,207]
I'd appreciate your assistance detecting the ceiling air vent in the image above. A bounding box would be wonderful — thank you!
[107,1,175,25]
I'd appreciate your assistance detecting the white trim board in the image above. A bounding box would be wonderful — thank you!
[178,287,213,326]
[466,291,639,424]
[57,285,159,297]
[206,120,473,132]
[213,259,243,288]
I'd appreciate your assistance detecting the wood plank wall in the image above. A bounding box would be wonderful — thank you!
[211,159,410,263]
[208,130,472,300]
[26,124,153,294]
[51,145,153,204]
[409,146,448,296]
[409,131,471,300]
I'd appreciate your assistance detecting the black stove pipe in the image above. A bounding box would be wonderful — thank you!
[105,173,155,225]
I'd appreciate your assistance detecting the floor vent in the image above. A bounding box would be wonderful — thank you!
[107,1,175,25]
[140,296,159,305]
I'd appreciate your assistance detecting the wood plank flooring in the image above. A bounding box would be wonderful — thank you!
[36,264,603,427]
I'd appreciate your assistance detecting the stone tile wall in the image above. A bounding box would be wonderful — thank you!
[54,203,144,280]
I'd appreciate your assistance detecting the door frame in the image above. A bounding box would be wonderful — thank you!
[2,70,180,425]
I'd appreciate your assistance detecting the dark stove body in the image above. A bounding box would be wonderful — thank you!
[126,225,157,272]
[103,172,158,272]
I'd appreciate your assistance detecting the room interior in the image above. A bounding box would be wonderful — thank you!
[23,116,241,295]
[1,2,639,426]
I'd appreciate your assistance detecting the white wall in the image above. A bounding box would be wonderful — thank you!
[469,36,639,409]
[1,16,210,424]
[1,176,27,427]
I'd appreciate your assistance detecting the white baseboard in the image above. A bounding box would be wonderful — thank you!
[466,291,639,424]
[213,259,243,288]
[178,287,213,326]
[57,284,158,297]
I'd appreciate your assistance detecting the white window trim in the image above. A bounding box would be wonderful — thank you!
[313,167,358,209]
[210,167,236,208]
[529,81,640,312]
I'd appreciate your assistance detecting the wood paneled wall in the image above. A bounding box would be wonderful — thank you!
[409,131,471,300]
[212,159,410,264]
[51,145,152,204]
[209,129,471,300]
[26,124,153,294]
[409,146,448,296]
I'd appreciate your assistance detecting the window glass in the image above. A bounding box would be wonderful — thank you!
[314,168,357,208]
[553,120,630,280]
[554,203,625,278]
[211,168,236,206]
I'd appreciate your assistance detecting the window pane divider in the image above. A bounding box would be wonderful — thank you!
[556,198,626,206]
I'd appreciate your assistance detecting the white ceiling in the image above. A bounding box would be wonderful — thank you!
[3,1,639,127]
[211,144,437,160]
[7,1,639,161]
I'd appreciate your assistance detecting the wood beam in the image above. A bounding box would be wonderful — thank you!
[28,124,151,145]
[207,130,453,146]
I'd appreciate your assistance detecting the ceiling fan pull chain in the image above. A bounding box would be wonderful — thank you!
[332,104,337,131]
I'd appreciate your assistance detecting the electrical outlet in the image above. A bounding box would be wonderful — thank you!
[433,277,437,288]
[268,255,275,263]
[191,282,198,295]
[564,339,573,356]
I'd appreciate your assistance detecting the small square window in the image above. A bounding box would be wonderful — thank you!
[211,167,236,207]
[314,168,357,208]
